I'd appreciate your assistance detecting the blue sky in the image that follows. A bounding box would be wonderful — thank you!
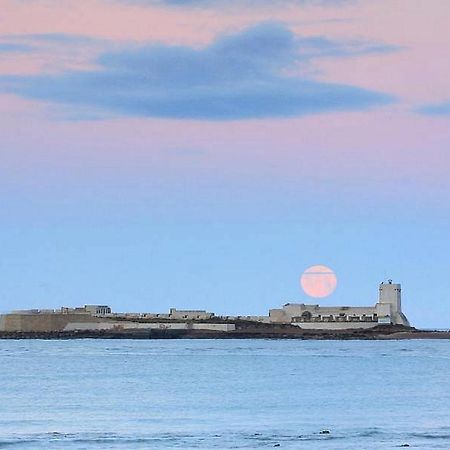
[0,0,450,328]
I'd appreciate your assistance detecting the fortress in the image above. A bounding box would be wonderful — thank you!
[0,280,410,333]
[269,280,410,329]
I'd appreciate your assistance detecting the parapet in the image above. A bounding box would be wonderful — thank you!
[168,308,215,320]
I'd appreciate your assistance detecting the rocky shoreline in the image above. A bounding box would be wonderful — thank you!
[0,324,449,340]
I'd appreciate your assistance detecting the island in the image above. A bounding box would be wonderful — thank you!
[1,280,448,339]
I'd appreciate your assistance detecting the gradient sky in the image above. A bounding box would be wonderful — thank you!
[1,0,450,328]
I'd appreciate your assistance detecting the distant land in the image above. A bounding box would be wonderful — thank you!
[1,280,449,339]
[0,322,449,340]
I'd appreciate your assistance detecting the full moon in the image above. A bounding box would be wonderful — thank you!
[300,265,337,298]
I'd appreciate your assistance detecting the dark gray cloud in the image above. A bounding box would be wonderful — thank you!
[0,22,394,120]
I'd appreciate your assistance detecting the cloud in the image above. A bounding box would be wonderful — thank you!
[0,22,394,120]
[295,36,398,59]
[419,101,450,116]
[0,32,104,49]
[13,33,101,45]
[0,42,33,53]
[114,0,351,6]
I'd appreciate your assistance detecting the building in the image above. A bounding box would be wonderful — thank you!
[83,305,111,316]
[168,308,214,320]
[269,280,410,329]
[59,305,111,315]
[0,280,411,333]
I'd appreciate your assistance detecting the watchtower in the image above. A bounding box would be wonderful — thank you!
[379,279,401,314]
[378,280,410,326]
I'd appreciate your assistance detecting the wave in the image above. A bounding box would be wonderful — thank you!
[1,428,438,449]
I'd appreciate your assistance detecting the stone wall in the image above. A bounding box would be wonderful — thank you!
[0,312,236,333]
[64,321,235,332]
[270,304,380,324]
[0,313,101,332]
[293,322,379,330]
[169,309,214,320]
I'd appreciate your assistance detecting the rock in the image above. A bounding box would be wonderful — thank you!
[320,430,331,435]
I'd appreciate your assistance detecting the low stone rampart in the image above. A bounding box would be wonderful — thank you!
[0,313,101,332]
[63,321,236,332]
[294,322,378,330]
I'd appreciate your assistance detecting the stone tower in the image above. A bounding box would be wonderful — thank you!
[379,280,410,326]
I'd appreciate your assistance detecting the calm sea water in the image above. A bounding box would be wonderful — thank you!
[1,339,450,449]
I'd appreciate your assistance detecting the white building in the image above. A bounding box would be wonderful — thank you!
[168,308,215,320]
[269,280,410,329]
[60,305,111,316]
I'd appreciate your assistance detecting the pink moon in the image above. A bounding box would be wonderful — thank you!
[300,265,337,298]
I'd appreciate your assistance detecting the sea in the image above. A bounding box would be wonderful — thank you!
[1,339,450,449]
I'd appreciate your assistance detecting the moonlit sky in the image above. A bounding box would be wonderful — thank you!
[1,0,450,327]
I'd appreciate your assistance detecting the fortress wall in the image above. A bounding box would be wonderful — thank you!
[0,313,102,332]
[314,306,377,315]
[375,303,391,316]
[294,322,378,330]
[64,322,236,332]
[0,314,237,333]
[64,322,188,331]
[284,305,377,315]
[192,323,235,331]
[234,316,270,323]
[269,309,287,323]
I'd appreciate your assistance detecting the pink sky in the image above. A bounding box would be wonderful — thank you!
[2,0,450,100]
[1,0,450,199]
[1,0,450,325]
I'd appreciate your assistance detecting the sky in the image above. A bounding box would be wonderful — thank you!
[0,0,450,328]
